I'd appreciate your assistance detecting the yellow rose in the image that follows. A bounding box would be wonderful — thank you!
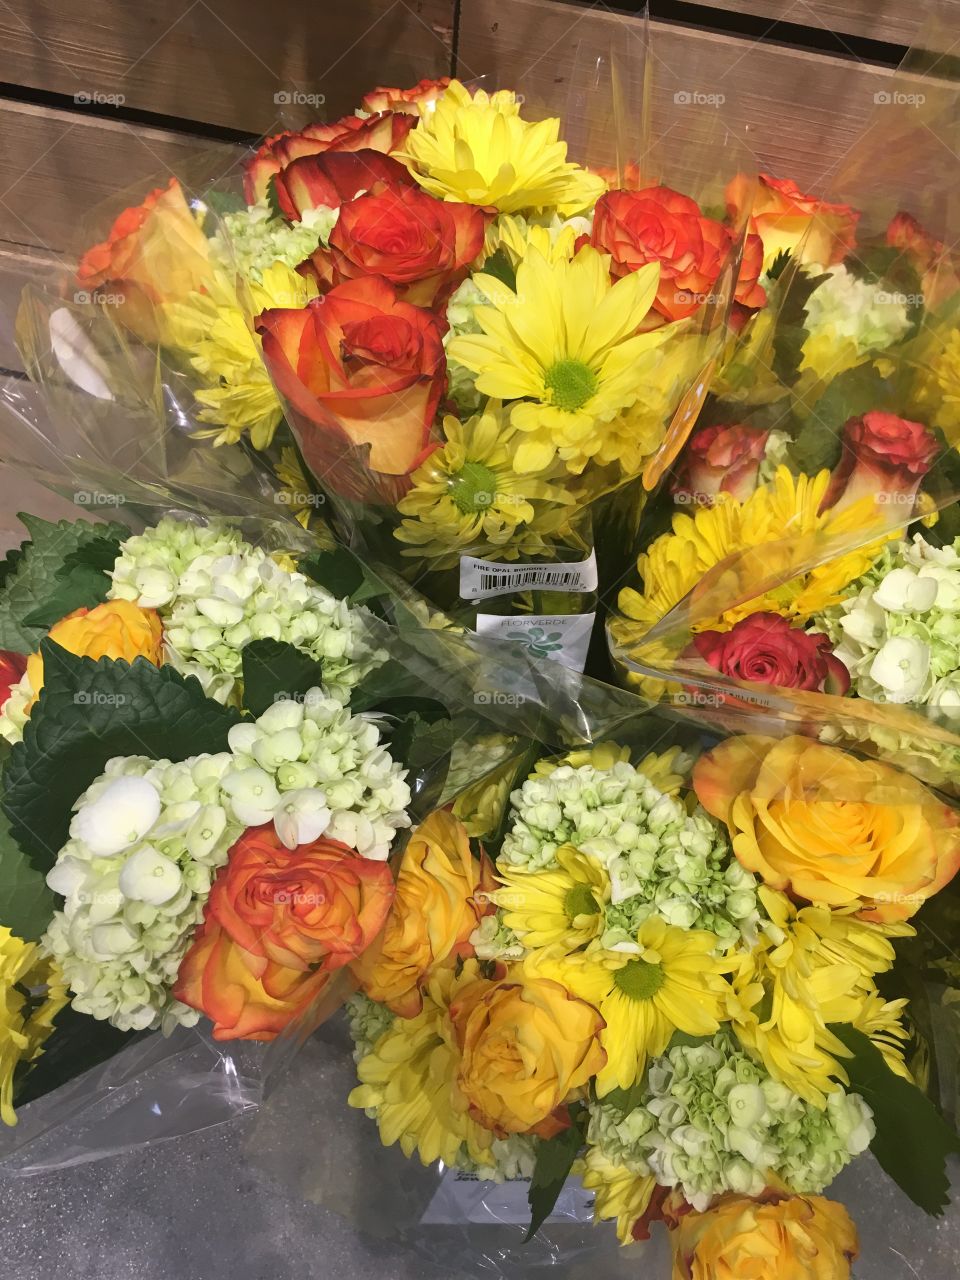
[24,600,164,709]
[671,1192,859,1280]
[351,810,493,1016]
[694,735,960,923]
[450,967,605,1138]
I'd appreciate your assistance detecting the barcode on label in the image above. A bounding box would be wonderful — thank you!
[460,551,598,600]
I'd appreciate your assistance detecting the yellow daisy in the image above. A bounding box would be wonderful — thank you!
[348,965,493,1168]
[274,446,335,540]
[448,246,669,475]
[2,929,67,1126]
[526,918,731,1096]
[581,1147,656,1245]
[394,400,576,568]
[909,323,960,444]
[399,79,605,216]
[493,844,609,951]
[483,212,584,267]
[162,261,318,450]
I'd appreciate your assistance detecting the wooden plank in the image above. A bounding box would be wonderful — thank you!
[677,0,960,51]
[0,100,237,255]
[456,0,904,196]
[0,0,455,133]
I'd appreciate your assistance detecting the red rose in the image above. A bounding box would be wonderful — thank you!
[672,423,770,504]
[0,650,26,707]
[361,78,451,115]
[243,113,415,205]
[256,275,446,502]
[822,412,938,515]
[304,185,493,307]
[273,149,415,221]
[174,826,394,1041]
[693,613,850,694]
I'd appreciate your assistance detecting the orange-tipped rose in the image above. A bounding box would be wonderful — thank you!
[76,178,212,337]
[256,276,446,504]
[273,149,415,221]
[360,78,452,116]
[175,826,394,1041]
[25,600,163,709]
[670,1191,858,1280]
[243,113,415,205]
[351,810,494,1016]
[693,734,960,922]
[450,969,606,1138]
[306,185,493,307]
[726,172,859,270]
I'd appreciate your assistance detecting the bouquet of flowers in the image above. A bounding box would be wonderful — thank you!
[0,503,534,1144]
[305,703,960,1277]
[60,67,759,673]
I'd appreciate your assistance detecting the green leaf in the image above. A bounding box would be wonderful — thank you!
[829,1022,960,1215]
[60,533,126,576]
[13,1006,141,1110]
[240,639,324,717]
[21,565,114,629]
[526,1102,585,1241]
[0,515,129,654]
[0,799,55,940]
[0,541,29,590]
[298,546,386,605]
[265,172,288,222]
[479,247,517,293]
[766,248,792,282]
[771,265,831,386]
[2,640,245,872]
[203,189,246,218]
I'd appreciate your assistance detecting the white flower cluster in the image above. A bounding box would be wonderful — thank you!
[443,278,486,415]
[0,674,32,745]
[43,758,242,1032]
[222,692,411,861]
[803,263,911,357]
[209,201,335,283]
[588,1034,874,1211]
[816,533,960,705]
[108,517,377,703]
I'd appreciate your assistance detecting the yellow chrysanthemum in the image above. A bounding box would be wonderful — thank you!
[727,888,913,1107]
[531,741,631,777]
[448,246,672,475]
[399,79,605,216]
[493,844,609,951]
[616,465,894,647]
[347,965,493,1168]
[530,744,690,796]
[580,1147,656,1245]
[394,401,576,568]
[910,325,960,444]
[162,262,318,450]
[2,929,68,1126]
[526,918,731,1095]
[850,989,912,1082]
[273,446,335,541]
[483,213,584,267]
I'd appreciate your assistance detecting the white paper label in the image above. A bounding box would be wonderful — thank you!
[459,551,598,601]
[475,611,596,673]
[419,1168,594,1226]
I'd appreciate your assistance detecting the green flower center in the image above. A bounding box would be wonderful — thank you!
[544,359,598,412]
[614,958,666,1001]
[449,460,498,514]
[564,883,599,920]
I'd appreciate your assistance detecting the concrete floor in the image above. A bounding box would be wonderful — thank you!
[2,1023,959,1280]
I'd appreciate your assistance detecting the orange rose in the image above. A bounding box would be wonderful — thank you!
[360,78,452,115]
[450,969,606,1138]
[726,172,859,270]
[693,734,960,922]
[886,210,960,311]
[305,185,493,307]
[256,276,445,504]
[243,113,415,205]
[175,826,394,1041]
[351,810,494,1016]
[671,1192,858,1280]
[76,178,213,337]
[25,600,163,709]
[273,150,415,221]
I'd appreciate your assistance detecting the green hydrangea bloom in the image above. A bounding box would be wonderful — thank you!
[345,992,396,1063]
[803,263,911,357]
[443,278,485,415]
[210,202,334,283]
[469,911,525,961]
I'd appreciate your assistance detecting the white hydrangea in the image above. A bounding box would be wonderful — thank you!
[221,690,411,860]
[803,263,911,356]
[209,201,335,283]
[108,517,378,703]
[0,672,32,745]
[588,1034,874,1211]
[42,754,242,1033]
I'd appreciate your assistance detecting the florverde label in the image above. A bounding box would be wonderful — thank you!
[419,1168,594,1226]
[475,611,596,673]
[459,550,599,601]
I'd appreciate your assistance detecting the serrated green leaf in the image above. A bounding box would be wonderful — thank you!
[240,639,324,717]
[479,247,517,292]
[525,1102,585,1242]
[22,565,115,629]
[3,640,245,871]
[60,534,125,576]
[829,1022,960,1215]
[265,172,287,222]
[298,546,386,604]
[0,541,29,590]
[0,515,128,654]
[771,265,831,386]
[0,800,55,940]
